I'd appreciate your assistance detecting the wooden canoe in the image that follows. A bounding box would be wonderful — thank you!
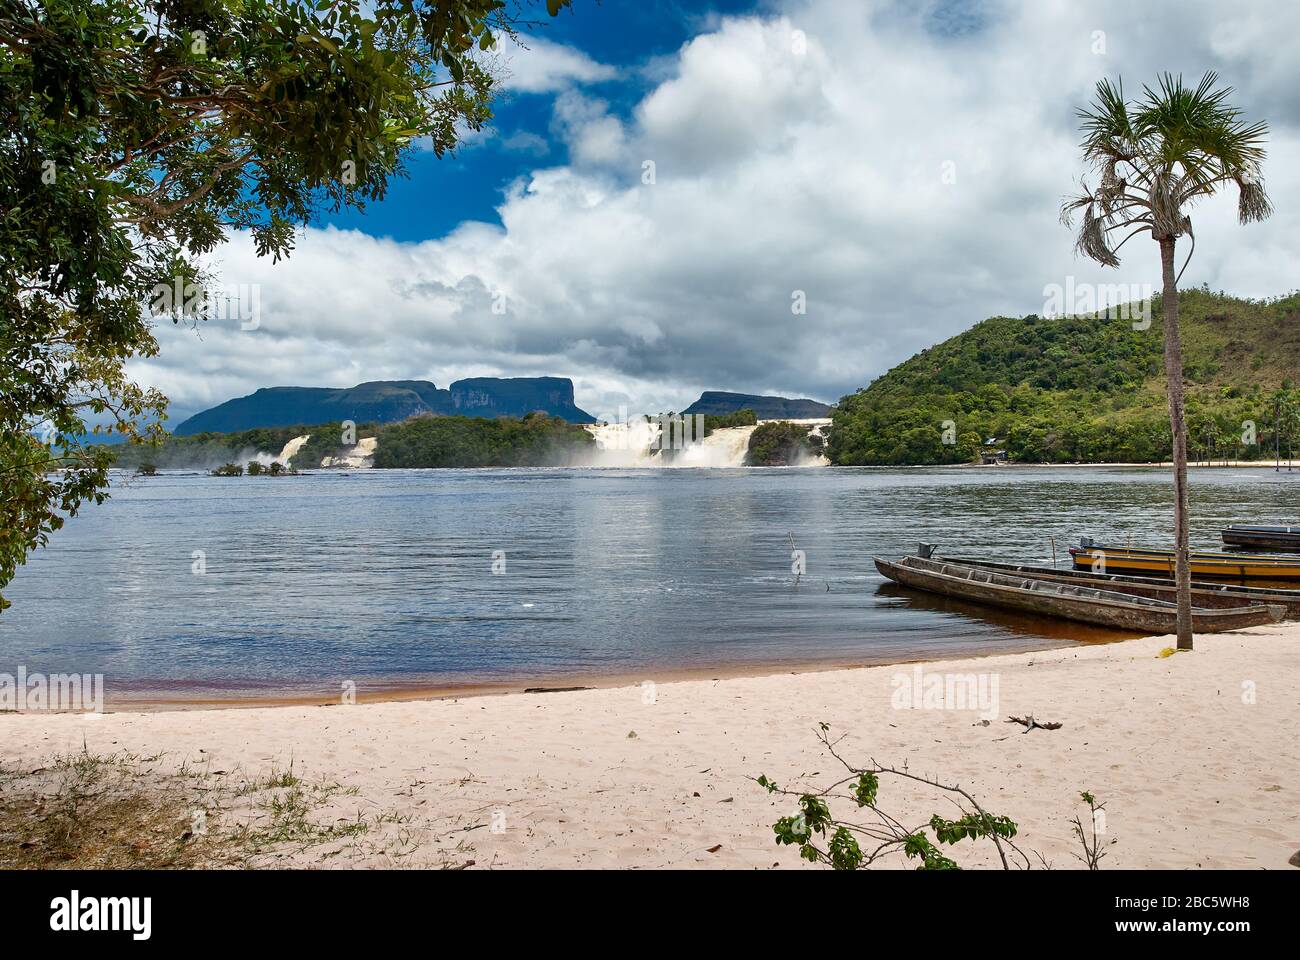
[1222,524,1300,552]
[875,556,1285,633]
[1069,544,1300,580]
[939,556,1300,619]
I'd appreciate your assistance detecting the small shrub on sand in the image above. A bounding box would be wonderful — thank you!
[758,724,1109,870]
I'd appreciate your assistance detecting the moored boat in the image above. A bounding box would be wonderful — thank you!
[875,555,1285,633]
[1069,540,1300,580]
[939,555,1300,619]
[1222,524,1300,552]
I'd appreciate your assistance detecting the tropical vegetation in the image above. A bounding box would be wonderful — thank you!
[371,412,593,467]
[746,421,823,466]
[702,409,758,432]
[829,290,1299,467]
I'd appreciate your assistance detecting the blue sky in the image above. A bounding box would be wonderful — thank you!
[326,1,764,242]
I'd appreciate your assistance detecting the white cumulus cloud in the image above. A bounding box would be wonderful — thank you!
[496,35,617,93]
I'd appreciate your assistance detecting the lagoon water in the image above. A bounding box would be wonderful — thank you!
[2,465,1297,702]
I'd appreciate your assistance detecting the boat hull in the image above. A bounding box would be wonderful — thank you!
[941,556,1300,619]
[1070,545,1300,580]
[1222,525,1300,552]
[875,556,1284,633]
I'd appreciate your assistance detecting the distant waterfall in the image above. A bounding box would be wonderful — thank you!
[321,436,377,469]
[249,434,310,468]
[671,426,758,467]
[278,435,310,464]
[582,418,830,468]
[251,434,375,470]
[584,419,670,467]
[246,421,831,471]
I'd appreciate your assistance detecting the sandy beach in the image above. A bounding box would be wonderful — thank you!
[2,625,1297,870]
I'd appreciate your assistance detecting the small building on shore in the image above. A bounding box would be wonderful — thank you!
[980,438,1008,465]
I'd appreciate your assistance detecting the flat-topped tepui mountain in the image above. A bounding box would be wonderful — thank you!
[682,391,832,419]
[174,377,595,434]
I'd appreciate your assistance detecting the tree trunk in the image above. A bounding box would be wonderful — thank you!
[1159,237,1193,650]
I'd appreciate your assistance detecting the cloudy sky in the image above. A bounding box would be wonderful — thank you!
[137,0,1300,424]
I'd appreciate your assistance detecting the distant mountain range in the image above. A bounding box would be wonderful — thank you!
[174,379,834,436]
[682,391,832,419]
[175,377,595,434]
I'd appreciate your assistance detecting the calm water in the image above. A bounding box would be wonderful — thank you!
[2,466,1297,701]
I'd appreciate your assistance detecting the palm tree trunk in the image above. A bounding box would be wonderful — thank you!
[1159,237,1193,650]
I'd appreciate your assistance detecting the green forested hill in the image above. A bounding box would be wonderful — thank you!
[828,289,1300,465]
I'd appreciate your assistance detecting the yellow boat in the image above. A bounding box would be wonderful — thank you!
[1070,541,1300,580]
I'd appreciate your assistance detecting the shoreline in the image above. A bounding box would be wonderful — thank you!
[974,460,1300,469]
[106,460,1300,476]
[56,632,1136,713]
[3,624,1295,869]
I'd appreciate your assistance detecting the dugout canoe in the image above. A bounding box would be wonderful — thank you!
[1069,542,1300,580]
[1222,524,1300,552]
[938,556,1300,619]
[874,556,1285,633]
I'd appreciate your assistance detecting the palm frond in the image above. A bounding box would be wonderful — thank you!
[1237,174,1273,223]
[1067,71,1271,259]
[1077,78,1138,164]
[1073,203,1121,267]
[1148,174,1184,238]
[1059,191,1093,227]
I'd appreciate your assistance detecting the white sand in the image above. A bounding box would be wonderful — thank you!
[3,626,1297,869]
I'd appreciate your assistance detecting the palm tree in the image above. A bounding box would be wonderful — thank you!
[1063,72,1271,650]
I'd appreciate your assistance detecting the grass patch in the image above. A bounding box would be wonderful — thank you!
[1,748,478,869]
[0,748,230,869]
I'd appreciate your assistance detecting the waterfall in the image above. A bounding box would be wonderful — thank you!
[248,419,831,471]
[321,436,377,469]
[278,435,310,464]
[248,434,310,468]
[801,419,832,466]
[583,419,669,467]
[582,418,831,468]
[671,425,757,467]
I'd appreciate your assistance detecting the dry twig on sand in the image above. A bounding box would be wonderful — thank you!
[1006,715,1063,732]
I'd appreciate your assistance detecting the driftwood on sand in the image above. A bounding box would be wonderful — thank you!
[1006,715,1062,732]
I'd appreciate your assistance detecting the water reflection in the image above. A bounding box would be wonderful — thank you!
[0,465,1294,699]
